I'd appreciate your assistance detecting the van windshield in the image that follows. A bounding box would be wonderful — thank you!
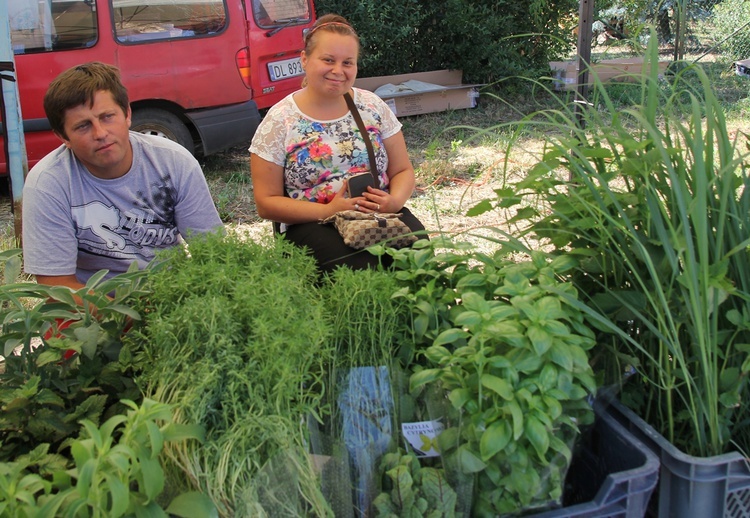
[252,0,311,28]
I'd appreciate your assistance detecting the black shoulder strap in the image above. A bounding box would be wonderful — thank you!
[344,91,379,182]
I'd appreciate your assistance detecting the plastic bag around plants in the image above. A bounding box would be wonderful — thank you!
[421,382,588,517]
[241,445,333,517]
[390,368,474,517]
[309,365,397,517]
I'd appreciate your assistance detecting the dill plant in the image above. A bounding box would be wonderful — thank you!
[127,230,335,516]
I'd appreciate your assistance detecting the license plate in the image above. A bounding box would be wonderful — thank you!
[268,57,304,81]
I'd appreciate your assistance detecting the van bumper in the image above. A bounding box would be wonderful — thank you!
[186,100,262,156]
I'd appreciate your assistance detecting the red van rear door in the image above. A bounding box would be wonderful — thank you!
[244,0,315,109]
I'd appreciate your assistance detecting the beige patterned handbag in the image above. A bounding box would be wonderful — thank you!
[321,210,418,250]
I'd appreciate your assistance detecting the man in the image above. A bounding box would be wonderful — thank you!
[22,62,223,289]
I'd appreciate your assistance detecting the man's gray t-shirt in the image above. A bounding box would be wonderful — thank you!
[22,132,223,283]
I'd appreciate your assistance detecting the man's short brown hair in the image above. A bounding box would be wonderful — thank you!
[44,62,130,139]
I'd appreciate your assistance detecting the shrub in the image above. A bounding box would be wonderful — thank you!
[314,0,577,83]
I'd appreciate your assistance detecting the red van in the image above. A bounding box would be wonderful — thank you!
[1,0,315,176]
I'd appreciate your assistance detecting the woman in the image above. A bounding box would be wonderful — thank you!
[249,14,425,274]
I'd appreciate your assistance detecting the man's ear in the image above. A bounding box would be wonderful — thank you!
[126,105,132,128]
[53,130,71,148]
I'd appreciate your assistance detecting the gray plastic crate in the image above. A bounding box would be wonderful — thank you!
[529,400,660,518]
[606,399,750,518]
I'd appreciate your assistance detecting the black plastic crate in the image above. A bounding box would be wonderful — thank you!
[528,400,660,518]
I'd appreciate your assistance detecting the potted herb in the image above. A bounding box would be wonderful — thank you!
[0,249,147,462]
[0,398,215,517]
[390,239,597,516]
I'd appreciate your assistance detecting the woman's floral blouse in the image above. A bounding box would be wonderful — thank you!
[249,88,401,203]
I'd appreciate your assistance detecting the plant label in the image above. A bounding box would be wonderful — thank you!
[402,420,444,457]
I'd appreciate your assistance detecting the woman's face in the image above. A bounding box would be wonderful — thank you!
[301,32,358,98]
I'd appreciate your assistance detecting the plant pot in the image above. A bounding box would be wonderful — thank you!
[528,399,659,518]
[605,399,750,518]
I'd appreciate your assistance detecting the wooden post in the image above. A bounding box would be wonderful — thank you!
[575,0,595,130]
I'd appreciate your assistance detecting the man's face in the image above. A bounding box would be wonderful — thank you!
[57,90,133,179]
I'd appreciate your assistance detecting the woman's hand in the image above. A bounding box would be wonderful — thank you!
[358,186,392,213]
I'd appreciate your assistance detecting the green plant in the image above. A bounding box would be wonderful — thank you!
[390,239,596,516]
[474,31,750,457]
[127,231,334,517]
[0,398,216,518]
[0,252,147,462]
[372,449,458,517]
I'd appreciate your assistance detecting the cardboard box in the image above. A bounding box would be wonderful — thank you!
[550,57,670,91]
[354,70,482,117]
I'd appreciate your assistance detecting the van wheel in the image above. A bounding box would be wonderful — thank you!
[131,108,194,155]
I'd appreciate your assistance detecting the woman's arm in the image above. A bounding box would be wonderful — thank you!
[250,154,359,224]
[362,131,416,213]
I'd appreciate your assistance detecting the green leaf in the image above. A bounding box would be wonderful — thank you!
[457,444,486,473]
[525,416,550,460]
[165,492,219,518]
[448,388,473,410]
[549,343,573,371]
[138,454,164,501]
[549,435,573,464]
[133,500,168,518]
[542,396,563,420]
[36,348,67,367]
[549,255,578,274]
[488,355,512,369]
[454,310,482,328]
[467,199,493,217]
[387,465,415,509]
[424,345,452,364]
[480,374,514,401]
[104,472,130,517]
[75,458,96,499]
[409,369,442,391]
[161,423,205,444]
[507,400,524,440]
[433,328,469,348]
[436,427,460,453]
[420,467,458,513]
[538,364,558,391]
[73,323,103,359]
[456,273,491,288]
[479,420,512,461]
[105,304,142,320]
[527,325,553,356]
[3,337,22,358]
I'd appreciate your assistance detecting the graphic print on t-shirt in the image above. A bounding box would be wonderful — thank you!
[72,201,127,250]
[71,200,177,262]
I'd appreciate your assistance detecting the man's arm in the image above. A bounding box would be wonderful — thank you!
[35,274,86,291]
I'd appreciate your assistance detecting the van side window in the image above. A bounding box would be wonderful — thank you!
[112,0,227,42]
[252,0,311,28]
[10,0,97,54]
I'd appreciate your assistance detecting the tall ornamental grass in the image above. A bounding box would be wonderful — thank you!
[474,30,750,457]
